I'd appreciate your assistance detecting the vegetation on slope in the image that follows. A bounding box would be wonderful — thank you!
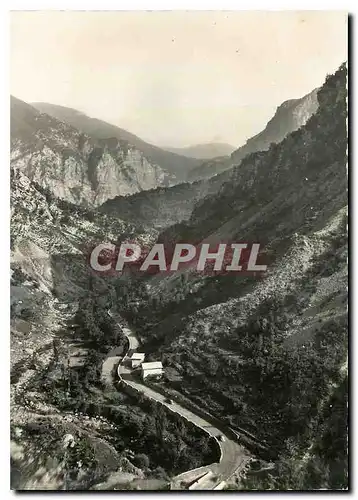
[10,173,217,489]
[115,64,348,490]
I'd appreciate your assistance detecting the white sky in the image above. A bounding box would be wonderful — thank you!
[10,11,347,147]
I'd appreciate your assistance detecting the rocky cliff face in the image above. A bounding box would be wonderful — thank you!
[118,64,347,490]
[11,167,204,490]
[112,87,320,230]
[11,96,173,208]
[32,102,201,181]
[164,142,235,160]
[188,88,319,182]
[230,87,319,165]
[99,177,227,230]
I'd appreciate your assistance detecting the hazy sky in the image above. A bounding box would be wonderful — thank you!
[10,11,347,148]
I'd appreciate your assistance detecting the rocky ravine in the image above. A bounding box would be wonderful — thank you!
[11,96,174,208]
[31,102,201,182]
[104,311,250,490]
[104,85,320,231]
[188,87,319,182]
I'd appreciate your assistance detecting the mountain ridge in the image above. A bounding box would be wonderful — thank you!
[188,88,319,182]
[31,102,201,181]
[100,86,320,229]
[163,142,235,159]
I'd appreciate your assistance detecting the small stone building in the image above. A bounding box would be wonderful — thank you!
[141,361,164,380]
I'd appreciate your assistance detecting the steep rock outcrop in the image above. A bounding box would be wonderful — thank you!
[119,66,347,489]
[230,87,319,165]
[31,102,201,181]
[11,97,172,207]
[164,142,235,160]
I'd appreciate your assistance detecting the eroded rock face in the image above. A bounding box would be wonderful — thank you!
[11,96,173,207]
[230,88,319,165]
[31,102,202,181]
[92,146,169,205]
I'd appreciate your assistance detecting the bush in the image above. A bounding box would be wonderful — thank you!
[133,453,150,469]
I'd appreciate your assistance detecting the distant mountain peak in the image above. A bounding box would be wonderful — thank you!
[163,142,236,160]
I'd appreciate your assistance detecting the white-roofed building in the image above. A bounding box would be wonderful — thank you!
[141,361,164,380]
[129,352,145,368]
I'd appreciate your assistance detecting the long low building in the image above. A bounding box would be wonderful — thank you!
[141,361,164,380]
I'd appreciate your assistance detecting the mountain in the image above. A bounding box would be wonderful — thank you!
[99,171,230,230]
[187,88,319,182]
[230,87,319,165]
[164,143,235,159]
[117,64,348,489]
[186,156,232,182]
[11,165,216,489]
[100,182,204,230]
[100,87,320,230]
[104,86,320,230]
[11,62,347,491]
[31,103,201,181]
[11,96,173,207]
[10,167,134,488]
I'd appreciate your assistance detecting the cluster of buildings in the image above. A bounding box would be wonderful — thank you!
[128,352,163,380]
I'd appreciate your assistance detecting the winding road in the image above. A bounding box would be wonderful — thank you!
[103,310,250,490]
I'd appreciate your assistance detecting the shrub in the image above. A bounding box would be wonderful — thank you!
[133,453,150,469]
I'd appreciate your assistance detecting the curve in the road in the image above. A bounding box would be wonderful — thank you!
[106,310,250,490]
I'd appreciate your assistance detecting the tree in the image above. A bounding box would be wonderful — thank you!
[133,453,150,469]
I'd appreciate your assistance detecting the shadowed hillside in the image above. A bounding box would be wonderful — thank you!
[116,64,348,490]
[188,88,318,182]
